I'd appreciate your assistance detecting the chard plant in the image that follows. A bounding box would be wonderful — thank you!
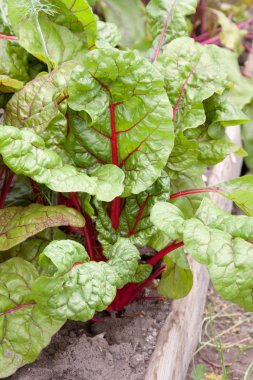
[0,0,253,377]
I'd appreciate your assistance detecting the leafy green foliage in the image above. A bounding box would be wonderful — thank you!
[0,204,85,250]
[0,0,253,376]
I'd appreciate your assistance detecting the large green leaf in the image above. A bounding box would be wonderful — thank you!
[32,239,140,321]
[19,15,87,67]
[66,48,174,196]
[0,204,85,251]
[147,0,198,49]
[101,0,151,50]
[0,257,63,378]
[156,37,229,132]
[184,218,253,311]
[0,125,125,201]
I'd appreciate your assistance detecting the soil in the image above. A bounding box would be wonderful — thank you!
[10,297,171,380]
[187,288,253,380]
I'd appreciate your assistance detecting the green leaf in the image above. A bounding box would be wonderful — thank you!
[242,107,253,171]
[204,93,249,129]
[0,75,23,93]
[57,0,96,49]
[96,20,120,48]
[18,15,87,67]
[158,251,193,299]
[32,238,140,321]
[0,125,125,201]
[4,61,75,143]
[0,40,29,82]
[215,175,253,216]
[101,0,151,50]
[147,0,198,48]
[118,172,170,246]
[3,228,66,270]
[132,264,152,283]
[150,201,185,242]
[0,203,85,251]
[213,10,247,55]
[67,48,174,196]
[0,257,63,378]
[184,218,253,311]
[216,49,253,109]
[156,37,230,131]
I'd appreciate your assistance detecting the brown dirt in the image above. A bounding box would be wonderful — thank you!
[10,297,171,380]
[187,287,253,380]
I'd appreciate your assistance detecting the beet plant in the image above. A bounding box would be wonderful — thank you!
[0,0,253,377]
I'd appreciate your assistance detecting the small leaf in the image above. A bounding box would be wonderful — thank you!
[0,75,23,93]
[158,252,193,299]
[0,204,85,251]
[0,258,63,378]
[132,264,152,283]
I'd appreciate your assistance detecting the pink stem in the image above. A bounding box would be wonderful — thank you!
[0,34,18,41]
[170,187,224,200]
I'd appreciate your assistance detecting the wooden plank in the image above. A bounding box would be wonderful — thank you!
[145,126,243,380]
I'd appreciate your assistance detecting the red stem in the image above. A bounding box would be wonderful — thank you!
[0,34,18,41]
[152,0,178,63]
[30,180,45,205]
[69,192,96,261]
[202,35,220,45]
[121,265,167,308]
[0,170,15,208]
[129,195,150,236]
[109,103,121,230]
[169,187,224,200]
[200,0,208,35]
[148,242,184,266]
[0,303,35,317]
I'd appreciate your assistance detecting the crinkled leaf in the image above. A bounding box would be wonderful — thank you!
[19,15,87,68]
[0,126,124,201]
[150,201,185,242]
[96,20,121,48]
[204,92,249,129]
[4,62,75,147]
[0,203,85,251]
[195,198,253,242]
[184,218,253,311]
[32,239,140,321]
[147,0,198,48]
[158,252,193,299]
[101,0,151,50]
[156,37,229,132]
[0,258,63,378]
[67,48,174,196]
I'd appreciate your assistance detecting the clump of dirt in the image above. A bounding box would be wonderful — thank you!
[10,299,171,380]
